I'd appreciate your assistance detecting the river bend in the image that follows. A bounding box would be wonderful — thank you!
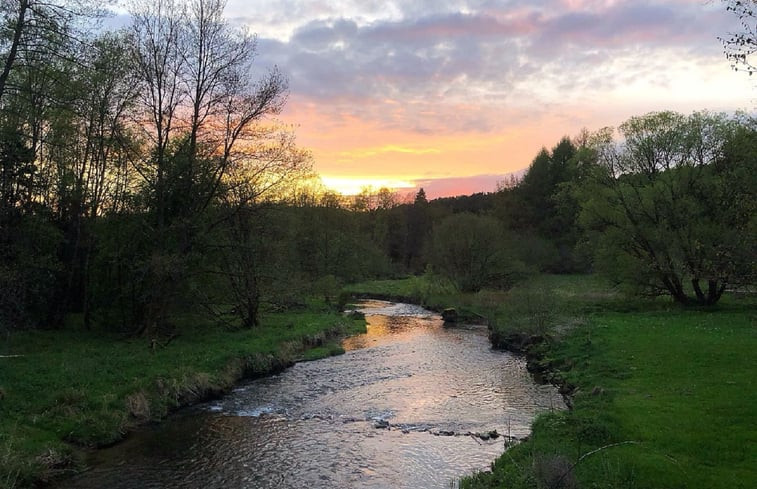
[61,300,564,488]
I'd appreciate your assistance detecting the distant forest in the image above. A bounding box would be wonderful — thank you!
[1,0,755,338]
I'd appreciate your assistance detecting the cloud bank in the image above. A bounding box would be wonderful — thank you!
[222,0,752,195]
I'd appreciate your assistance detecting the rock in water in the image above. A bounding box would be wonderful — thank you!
[441,308,458,323]
[345,310,365,320]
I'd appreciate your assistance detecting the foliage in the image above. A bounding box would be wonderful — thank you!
[493,285,558,337]
[579,111,756,305]
[495,136,593,273]
[0,0,312,333]
[0,213,61,331]
[429,213,528,292]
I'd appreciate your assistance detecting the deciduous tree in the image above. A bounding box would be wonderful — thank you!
[580,111,756,305]
[429,213,526,292]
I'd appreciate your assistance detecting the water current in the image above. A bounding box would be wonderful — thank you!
[60,300,564,488]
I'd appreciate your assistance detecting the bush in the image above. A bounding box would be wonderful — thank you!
[495,285,558,337]
[429,213,529,292]
[0,214,62,330]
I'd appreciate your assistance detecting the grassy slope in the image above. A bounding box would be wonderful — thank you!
[464,301,756,489]
[347,275,757,488]
[0,307,365,488]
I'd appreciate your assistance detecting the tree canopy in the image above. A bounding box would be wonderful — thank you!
[579,111,756,305]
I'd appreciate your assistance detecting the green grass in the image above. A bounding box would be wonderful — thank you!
[345,274,499,321]
[0,307,365,488]
[459,277,757,489]
[343,276,432,300]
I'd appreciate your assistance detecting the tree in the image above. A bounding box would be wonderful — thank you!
[0,0,111,329]
[579,111,756,305]
[0,0,103,104]
[129,0,186,232]
[125,0,289,334]
[429,213,526,292]
[720,0,756,75]
[496,137,585,272]
[404,187,430,271]
[45,32,138,326]
[213,126,312,328]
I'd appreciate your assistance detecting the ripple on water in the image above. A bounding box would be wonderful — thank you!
[59,300,564,489]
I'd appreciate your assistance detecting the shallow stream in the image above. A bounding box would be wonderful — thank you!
[60,300,563,488]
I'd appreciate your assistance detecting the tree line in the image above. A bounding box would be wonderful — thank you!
[431,112,755,304]
[0,0,310,335]
[1,1,755,340]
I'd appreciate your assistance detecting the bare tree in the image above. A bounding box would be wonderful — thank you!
[215,125,312,328]
[720,0,757,76]
[182,0,251,167]
[129,0,288,223]
[129,0,186,231]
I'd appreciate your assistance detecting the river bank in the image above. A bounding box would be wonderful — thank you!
[347,275,757,489]
[55,300,562,489]
[0,306,365,488]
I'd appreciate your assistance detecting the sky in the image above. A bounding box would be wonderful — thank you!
[171,1,757,197]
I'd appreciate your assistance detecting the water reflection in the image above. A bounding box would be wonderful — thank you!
[60,300,564,489]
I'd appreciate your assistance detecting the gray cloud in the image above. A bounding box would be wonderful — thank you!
[237,1,739,133]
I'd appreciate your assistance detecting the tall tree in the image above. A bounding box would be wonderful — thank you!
[129,0,185,231]
[47,32,137,326]
[0,0,101,102]
[0,0,109,329]
[580,111,756,305]
[404,187,431,272]
[124,0,289,334]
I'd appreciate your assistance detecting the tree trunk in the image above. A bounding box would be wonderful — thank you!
[707,280,725,305]
[692,278,725,305]
[692,278,707,304]
[243,292,259,328]
[662,274,689,305]
[0,0,29,103]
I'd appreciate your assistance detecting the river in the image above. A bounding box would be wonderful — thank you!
[60,300,564,488]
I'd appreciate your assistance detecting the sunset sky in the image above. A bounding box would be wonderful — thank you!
[222,0,754,198]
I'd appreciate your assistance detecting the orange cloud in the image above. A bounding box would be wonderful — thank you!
[254,1,753,198]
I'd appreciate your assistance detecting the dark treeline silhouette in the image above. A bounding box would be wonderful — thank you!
[1,2,755,340]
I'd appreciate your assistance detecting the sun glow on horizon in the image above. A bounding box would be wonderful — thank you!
[321,176,417,196]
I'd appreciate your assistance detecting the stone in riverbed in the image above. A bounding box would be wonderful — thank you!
[345,310,365,320]
[471,430,499,441]
[441,308,458,323]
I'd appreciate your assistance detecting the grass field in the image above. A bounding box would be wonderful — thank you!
[0,306,365,488]
[464,302,756,489]
[347,274,757,489]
